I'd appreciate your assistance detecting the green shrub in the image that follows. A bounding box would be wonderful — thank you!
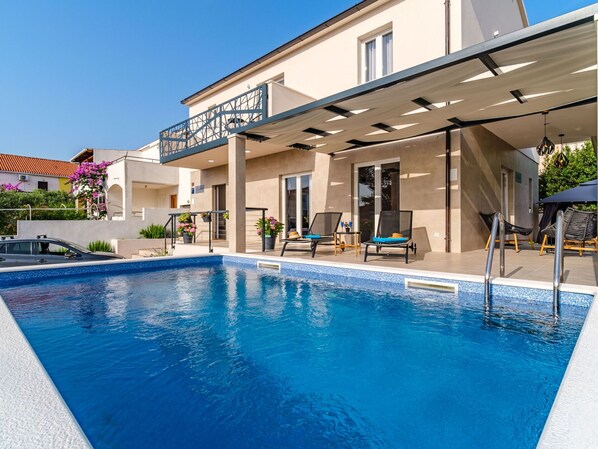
[87,240,113,252]
[0,190,85,235]
[139,224,168,239]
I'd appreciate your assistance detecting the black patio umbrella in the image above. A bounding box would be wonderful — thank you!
[539,179,597,204]
[536,179,596,243]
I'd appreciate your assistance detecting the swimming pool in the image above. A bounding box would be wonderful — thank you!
[0,256,591,448]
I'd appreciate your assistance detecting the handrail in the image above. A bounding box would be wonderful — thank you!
[552,210,564,318]
[164,207,268,253]
[484,212,506,308]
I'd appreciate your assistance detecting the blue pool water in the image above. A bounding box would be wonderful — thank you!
[1,264,586,449]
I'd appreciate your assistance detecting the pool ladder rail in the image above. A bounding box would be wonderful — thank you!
[484,211,563,319]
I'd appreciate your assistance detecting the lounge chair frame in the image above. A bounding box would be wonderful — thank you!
[480,212,534,253]
[280,212,342,258]
[363,210,416,263]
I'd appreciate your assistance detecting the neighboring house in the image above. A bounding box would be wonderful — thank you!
[0,153,77,192]
[71,140,192,220]
[158,0,596,253]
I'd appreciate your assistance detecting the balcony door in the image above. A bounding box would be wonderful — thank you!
[213,184,226,240]
[282,174,311,237]
[354,159,400,241]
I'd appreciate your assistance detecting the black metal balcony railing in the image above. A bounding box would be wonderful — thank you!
[160,85,268,163]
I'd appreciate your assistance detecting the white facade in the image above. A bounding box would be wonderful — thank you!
[78,141,193,220]
[0,172,62,192]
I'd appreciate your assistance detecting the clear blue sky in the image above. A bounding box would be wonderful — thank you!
[0,0,594,161]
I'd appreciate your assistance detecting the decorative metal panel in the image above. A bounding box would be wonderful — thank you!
[160,85,268,162]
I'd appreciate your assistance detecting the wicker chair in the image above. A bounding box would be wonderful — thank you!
[539,207,597,256]
[480,212,534,253]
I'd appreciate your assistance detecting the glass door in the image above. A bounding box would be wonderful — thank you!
[354,159,400,241]
[283,174,311,236]
[213,184,226,240]
[501,169,509,221]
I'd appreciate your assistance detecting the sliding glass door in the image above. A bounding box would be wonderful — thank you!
[354,159,400,241]
[282,174,311,236]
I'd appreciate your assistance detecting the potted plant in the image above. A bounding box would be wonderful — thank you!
[256,216,284,250]
[199,212,211,222]
[177,213,195,243]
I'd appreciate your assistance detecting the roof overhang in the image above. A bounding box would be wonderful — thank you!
[234,5,597,155]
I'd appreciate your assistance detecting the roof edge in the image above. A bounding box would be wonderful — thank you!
[238,4,598,135]
[181,0,379,106]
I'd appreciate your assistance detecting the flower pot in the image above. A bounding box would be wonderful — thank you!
[182,234,193,244]
[202,215,211,223]
[264,235,276,250]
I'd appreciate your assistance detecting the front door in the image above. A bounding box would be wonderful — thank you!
[213,184,226,240]
[354,159,400,241]
[282,174,311,236]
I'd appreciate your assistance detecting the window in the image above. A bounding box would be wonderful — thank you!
[282,173,311,236]
[37,181,48,191]
[272,74,285,86]
[33,242,71,256]
[362,30,393,82]
[6,242,31,255]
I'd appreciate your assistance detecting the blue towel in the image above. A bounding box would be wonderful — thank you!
[303,234,321,239]
[372,237,408,243]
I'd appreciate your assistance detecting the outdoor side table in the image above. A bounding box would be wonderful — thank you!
[334,231,361,256]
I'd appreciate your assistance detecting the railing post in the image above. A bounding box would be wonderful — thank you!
[553,210,564,319]
[262,209,266,252]
[484,212,500,308]
[208,211,213,253]
[499,213,505,277]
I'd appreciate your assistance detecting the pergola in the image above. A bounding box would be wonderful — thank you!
[216,6,597,252]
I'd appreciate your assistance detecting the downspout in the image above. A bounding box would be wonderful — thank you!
[445,0,451,253]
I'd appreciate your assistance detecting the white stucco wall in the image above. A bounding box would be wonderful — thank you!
[0,172,61,192]
[17,208,184,249]
[461,0,526,47]
[187,0,447,115]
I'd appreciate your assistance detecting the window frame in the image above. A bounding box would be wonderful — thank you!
[360,28,393,83]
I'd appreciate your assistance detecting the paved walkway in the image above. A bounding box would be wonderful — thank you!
[195,241,597,287]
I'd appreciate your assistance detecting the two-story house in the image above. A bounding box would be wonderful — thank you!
[159,0,597,253]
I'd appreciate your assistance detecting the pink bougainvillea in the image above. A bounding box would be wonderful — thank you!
[0,182,22,192]
[69,161,111,218]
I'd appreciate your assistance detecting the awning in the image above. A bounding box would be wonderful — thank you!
[540,179,597,204]
[240,5,597,155]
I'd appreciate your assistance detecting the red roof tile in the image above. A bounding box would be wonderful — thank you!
[0,153,78,178]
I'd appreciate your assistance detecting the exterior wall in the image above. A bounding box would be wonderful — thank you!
[461,0,526,48]
[187,0,446,115]
[0,172,61,192]
[459,126,538,252]
[191,133,458,253]
[17,207,184,249]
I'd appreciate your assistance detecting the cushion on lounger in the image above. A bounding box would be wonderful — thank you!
[303,234,321,239]
[372,237,408,243]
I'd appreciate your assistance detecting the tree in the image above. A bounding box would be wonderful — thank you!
[539,140,597,203]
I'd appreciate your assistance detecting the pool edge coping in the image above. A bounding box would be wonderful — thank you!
[0,297,92,449]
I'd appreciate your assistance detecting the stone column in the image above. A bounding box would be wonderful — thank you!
[227,134,246,253]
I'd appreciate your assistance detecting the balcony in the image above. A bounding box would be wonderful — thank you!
[160,85,268,164]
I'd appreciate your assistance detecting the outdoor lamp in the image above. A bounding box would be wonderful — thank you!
[536,111,555,156]
[554,133,569,168]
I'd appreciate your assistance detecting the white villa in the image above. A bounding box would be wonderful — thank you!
[156,0,596,255]
[71,141,193,220]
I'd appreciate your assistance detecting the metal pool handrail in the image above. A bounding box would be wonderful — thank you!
[552,210,564,318]
[484,212,506,308]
